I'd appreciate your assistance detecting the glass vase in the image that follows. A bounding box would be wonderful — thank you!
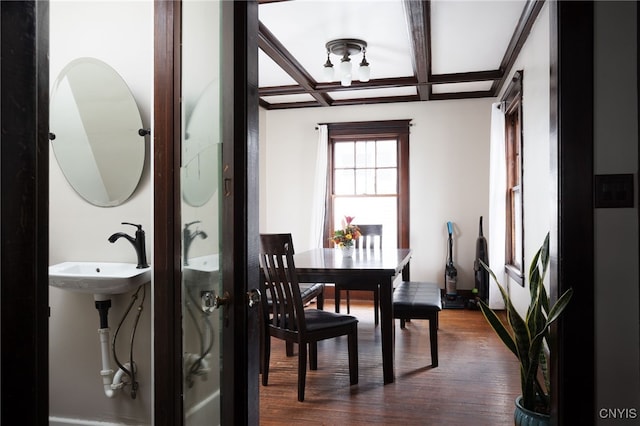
[340,245,354,258]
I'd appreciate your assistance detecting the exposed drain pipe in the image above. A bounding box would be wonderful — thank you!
[95,298,135,398]
[98,327,116,398]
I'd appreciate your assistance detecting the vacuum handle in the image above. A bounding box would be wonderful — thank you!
[446,221,454,265]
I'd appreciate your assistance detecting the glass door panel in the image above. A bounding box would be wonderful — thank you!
[181,1,222,424]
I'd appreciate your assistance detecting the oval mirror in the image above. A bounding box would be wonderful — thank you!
[182,80,220,207]
[50,57,146,207]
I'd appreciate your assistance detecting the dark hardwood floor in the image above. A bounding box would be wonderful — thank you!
[259,299,520,425]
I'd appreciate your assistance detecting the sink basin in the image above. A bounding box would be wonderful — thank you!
[49,261,151,296]
[185,254,219,273]
[183,254,219,286]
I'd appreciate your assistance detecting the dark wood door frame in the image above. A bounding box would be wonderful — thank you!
[0,2,50,424]
[550,2,595,424]
[153,1,183,424]
[220,1,261,424]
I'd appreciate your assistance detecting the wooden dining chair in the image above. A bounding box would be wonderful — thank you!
[335,224,382,325]
[262,235,324,357]
[259,233,359,402]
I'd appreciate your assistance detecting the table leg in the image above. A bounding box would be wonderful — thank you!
[380,278,394,384]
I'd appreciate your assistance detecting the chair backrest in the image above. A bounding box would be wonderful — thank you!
[259,233,306,333]
[355,224,382,249]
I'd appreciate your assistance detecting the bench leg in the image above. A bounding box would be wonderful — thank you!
[429,313,438,367]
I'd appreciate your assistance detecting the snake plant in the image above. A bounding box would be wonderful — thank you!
[478,233,573,414]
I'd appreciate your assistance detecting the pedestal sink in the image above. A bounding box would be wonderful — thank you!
[49,261,151,299]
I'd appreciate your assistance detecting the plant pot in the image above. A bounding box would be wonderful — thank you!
[514,396,550,426]
[340,245,354,258]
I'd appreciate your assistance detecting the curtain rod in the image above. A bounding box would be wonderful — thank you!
[315,121,414,130]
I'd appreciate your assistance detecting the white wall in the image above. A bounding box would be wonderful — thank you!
[261,98,492,289]
[49,1,153,424]
[594,1,640,419]
[496,4,551,314]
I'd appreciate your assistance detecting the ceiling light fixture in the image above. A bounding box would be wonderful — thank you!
[323,38,370,87]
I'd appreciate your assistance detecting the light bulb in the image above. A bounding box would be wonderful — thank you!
[324,64,335,82]
[340,57,352,87]
[359,64,370,82]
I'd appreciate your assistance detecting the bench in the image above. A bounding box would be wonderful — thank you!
[393,281,442,367]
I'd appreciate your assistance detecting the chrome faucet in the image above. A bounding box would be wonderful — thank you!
[183,221,208,266]
[108,222,149,269]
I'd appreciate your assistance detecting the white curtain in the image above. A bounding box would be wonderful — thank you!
[309,125,328,248]
[488,102,506,309]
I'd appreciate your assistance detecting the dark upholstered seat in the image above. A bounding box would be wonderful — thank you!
[265,282,324,309]
[298,283,324,309]
[393,281,442,367]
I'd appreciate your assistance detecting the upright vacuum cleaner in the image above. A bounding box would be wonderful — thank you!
[445,221,458,301]
[472,216,489,308]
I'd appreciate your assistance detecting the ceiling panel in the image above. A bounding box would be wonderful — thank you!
[430,0,527,74]
[328,85,418,100]
[431,81,494,94]
[259,50,297,87]
[262,93,318,104]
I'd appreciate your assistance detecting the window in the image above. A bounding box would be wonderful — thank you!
[503,71,524,284]
[325,120,410,248]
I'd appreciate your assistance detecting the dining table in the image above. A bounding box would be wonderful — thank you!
[294,247,413,384]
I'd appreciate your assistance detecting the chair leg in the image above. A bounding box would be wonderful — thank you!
[342,288,378,323]
[316,290,324,310]
[286,341,295,357]
[309,342,318,370]
[373,288,379,325]
[400,318,407,329]
[298,341,308,402]
[262,335,271,386]
[348,325,358,385]
[429,313,439,367]
[259,320,264,375]
[335,286,341,313]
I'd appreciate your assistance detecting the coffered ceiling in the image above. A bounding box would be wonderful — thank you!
[258,0,543,109]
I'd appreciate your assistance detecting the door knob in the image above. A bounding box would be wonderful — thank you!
[247,288,261,308]
[200,290,230,312]
[200,291,215,313]
[213,291,231,309]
